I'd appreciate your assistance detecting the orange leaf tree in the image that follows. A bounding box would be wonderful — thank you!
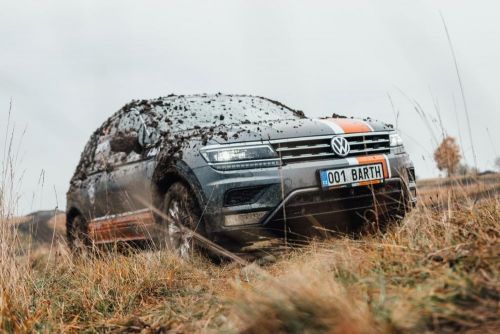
[434,136,461,177]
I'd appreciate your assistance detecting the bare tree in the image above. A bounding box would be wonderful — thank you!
[495,157,500,172]
[457,163,479,176]
[434,136,461,177]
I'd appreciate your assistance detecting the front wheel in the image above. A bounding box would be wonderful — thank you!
[160,182,204,259]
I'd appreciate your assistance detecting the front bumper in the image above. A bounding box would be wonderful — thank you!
[193,152,416,243]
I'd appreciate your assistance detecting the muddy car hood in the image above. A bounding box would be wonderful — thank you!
[210,117,393,144]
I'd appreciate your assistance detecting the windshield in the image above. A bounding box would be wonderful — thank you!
[140,95,304,132]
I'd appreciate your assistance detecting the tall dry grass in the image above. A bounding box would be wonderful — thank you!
[1,175,498,333]
[1,106,37,332]
[1,106,498,333]
[230,193,499,333]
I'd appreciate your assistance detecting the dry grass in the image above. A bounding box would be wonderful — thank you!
[1,174,499,333]
[231,195,499,333]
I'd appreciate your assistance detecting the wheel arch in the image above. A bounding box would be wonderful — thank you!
[152,159,207,216]
[66,206,82,223]
[66,206,83,241]
[152,158,215,235]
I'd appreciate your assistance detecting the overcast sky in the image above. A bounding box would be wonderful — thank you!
[1,0,499,214]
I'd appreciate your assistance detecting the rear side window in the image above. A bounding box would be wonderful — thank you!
[71,114,118,180]
[92,115,121,172]
[70,131,100,183]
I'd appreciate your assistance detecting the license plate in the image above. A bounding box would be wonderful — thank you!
[319,163,384,188]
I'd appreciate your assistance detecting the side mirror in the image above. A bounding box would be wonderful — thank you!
[138,124,158,148]
[110,132,142,154]
[138,125,148,148]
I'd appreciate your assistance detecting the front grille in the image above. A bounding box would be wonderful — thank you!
[271,133,390,164]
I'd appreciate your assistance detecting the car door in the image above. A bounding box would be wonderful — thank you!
[87,110,160,242]
[98,110,156,215]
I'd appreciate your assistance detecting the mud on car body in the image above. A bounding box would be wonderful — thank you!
[66,94,417,256]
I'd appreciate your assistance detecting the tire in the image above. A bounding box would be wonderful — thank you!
[160,182,204,259]
[67,215,92,256]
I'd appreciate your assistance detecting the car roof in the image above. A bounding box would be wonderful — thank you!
[108,93,305,132]
[120,93,303,116]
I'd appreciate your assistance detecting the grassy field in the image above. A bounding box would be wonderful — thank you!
[1,175,499,333]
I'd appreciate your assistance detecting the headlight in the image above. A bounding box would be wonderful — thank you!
[389,133,403,147]
[201,145,280,170]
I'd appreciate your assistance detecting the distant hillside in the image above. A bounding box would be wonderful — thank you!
[16,209,66,245]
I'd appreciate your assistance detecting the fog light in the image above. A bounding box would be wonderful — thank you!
[224,211,267,227]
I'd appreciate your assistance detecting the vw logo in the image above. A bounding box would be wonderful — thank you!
[331,136,351,157]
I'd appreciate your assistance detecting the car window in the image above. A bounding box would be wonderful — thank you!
[92,115,120,172]
[87,112,143,171]
[70,131,100,184]
[108,112,146,166]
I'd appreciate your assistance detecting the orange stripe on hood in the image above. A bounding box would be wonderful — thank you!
[355,155,389,178]
[327,118,372,134]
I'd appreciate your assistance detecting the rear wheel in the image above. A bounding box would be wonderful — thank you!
[67,215,92,256]
[160,182,204,259]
